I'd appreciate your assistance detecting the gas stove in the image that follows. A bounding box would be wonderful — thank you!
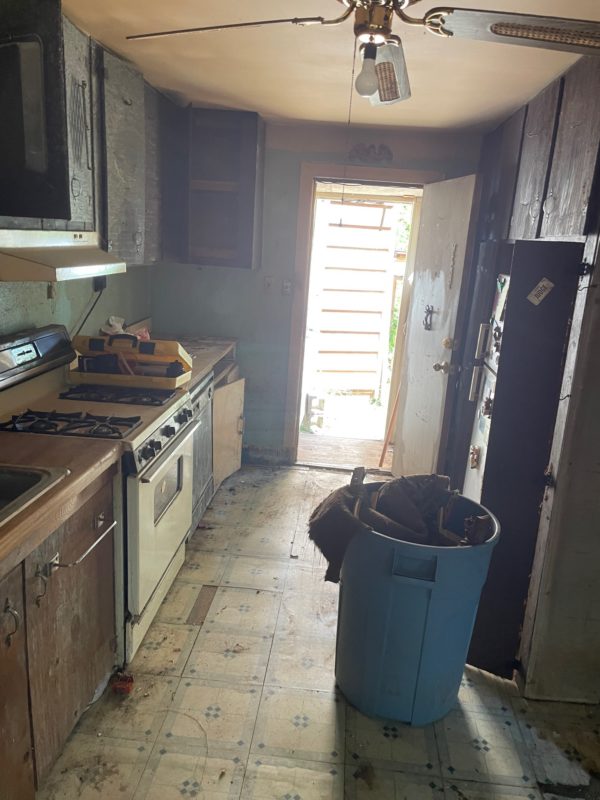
[0,325,194,475]
[59,384,176,406]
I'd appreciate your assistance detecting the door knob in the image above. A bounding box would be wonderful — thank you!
[433,361,450,374]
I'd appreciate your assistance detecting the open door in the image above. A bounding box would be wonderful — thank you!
[392,175,479,476]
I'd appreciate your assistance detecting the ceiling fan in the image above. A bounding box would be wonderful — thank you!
[127,1,600,106]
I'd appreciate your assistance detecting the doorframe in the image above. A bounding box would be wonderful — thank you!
[283,161,444,460]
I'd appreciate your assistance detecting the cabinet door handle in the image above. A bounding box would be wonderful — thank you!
[34,568,48,607]
[3,599,20,646]
[53,520,117,570]
[469,365,483,402]
[474,323,490,359]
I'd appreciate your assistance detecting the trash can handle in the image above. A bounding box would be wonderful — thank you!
[392,554,437,583]
[392,574,436,587]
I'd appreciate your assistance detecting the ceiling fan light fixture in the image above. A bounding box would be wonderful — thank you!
[354,4,394,44]
[370,37,411,105]
[355,42,380,96]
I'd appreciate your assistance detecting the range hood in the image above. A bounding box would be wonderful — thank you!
[0,229,126,282]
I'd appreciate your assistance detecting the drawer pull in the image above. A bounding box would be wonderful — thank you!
[53,520,117,570]
[3,599,20,646]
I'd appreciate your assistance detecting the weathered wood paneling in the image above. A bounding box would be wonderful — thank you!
[102,49,146,263]
[0,565,35,800]
[510,79,561,241]
[541,57,600,239]
[144,83,162,263]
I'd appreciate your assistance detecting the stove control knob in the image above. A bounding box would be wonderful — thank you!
[141,445,155,461]
[175,411,188,424]
[184,408,193,420]
[150,439,162,452]
[162,425,176,438]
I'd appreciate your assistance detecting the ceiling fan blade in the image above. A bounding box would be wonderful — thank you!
[126,16,326,42]
[424,8,600,56]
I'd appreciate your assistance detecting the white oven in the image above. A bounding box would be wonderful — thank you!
[126,419,198,619]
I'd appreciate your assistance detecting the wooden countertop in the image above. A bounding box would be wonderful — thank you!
[157,336,237,390]
[0,434,121,580]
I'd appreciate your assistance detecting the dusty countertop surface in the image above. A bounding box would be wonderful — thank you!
[0,433,121,580]
[157,336,237,390]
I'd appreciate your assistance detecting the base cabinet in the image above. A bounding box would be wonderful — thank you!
[0,566,35,800]
[213,377,245,491]
[23,479,116,783]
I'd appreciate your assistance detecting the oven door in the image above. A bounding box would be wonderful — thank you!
[127,420,198,617]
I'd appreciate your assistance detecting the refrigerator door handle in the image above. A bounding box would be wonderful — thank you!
[475,323,491,359]
[469,365,483,402]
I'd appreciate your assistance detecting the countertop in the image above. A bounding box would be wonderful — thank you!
[0,434,121,580]
[160,337,237,391]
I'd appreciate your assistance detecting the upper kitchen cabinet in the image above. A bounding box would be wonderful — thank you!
[509,79,562,241]
[188,109,264,268]
[160,95,189,262]
[100,48,146,264]
[541,57,600,240]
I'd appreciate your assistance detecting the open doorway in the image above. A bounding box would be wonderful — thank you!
[296,181,422,470]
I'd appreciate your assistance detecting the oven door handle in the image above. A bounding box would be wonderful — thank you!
[140,420,200,485]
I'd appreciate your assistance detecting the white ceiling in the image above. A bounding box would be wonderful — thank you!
[63,0,600,130]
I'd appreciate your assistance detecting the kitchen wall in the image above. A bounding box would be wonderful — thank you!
[151,121,482,461]
[0,267,151,339]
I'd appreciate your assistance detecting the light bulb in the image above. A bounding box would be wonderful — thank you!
[355,43,379,97]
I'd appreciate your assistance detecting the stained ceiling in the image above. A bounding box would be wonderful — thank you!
[63,0,600,130]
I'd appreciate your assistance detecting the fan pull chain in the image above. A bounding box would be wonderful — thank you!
[340,39,359,223]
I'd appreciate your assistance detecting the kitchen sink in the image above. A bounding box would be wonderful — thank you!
[0,465,70,528]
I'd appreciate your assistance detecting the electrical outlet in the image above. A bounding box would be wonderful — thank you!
[282,279,292,296]
[93,275,107,292]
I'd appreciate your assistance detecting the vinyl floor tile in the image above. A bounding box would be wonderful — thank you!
[133,743,245,800]
[435,708,535,787]
[158,678,261,755]
[204,586,282,636]
[443,781,543,799]
[37,734,151,800]
[178,551,230,584]
[265,634,336,692]
[276,589,338,639]
[241,756,343,800]
[231,527,296,559]
[129,621,199,677]
[346,705,441,775]
[155,580,206,625]
[77,674,179,744]
[187,524,237,553]
[184,628,273,685]
[344,766,445,798]
[222,556,288,592]
[251,686,345,764]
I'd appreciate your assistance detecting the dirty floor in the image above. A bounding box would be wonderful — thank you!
[39,467,600,800]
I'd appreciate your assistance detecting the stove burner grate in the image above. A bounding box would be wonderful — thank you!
[59,384,176,406]
[0,409,142,439]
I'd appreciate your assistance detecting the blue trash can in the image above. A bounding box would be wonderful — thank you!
[335,494,499,726]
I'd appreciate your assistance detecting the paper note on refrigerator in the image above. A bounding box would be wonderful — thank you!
[527,278,555,306]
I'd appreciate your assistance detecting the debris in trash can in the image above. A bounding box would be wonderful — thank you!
[308,467,494,582]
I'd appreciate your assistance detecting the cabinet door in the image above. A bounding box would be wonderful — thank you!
[102,49,146,263]
[541,58,600,239]
[0,566,35,800]
[510,80,561,241]
[24,481,116,782]
[63,16,95,231]
[213,377,245,490]
[188,110,264,268]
